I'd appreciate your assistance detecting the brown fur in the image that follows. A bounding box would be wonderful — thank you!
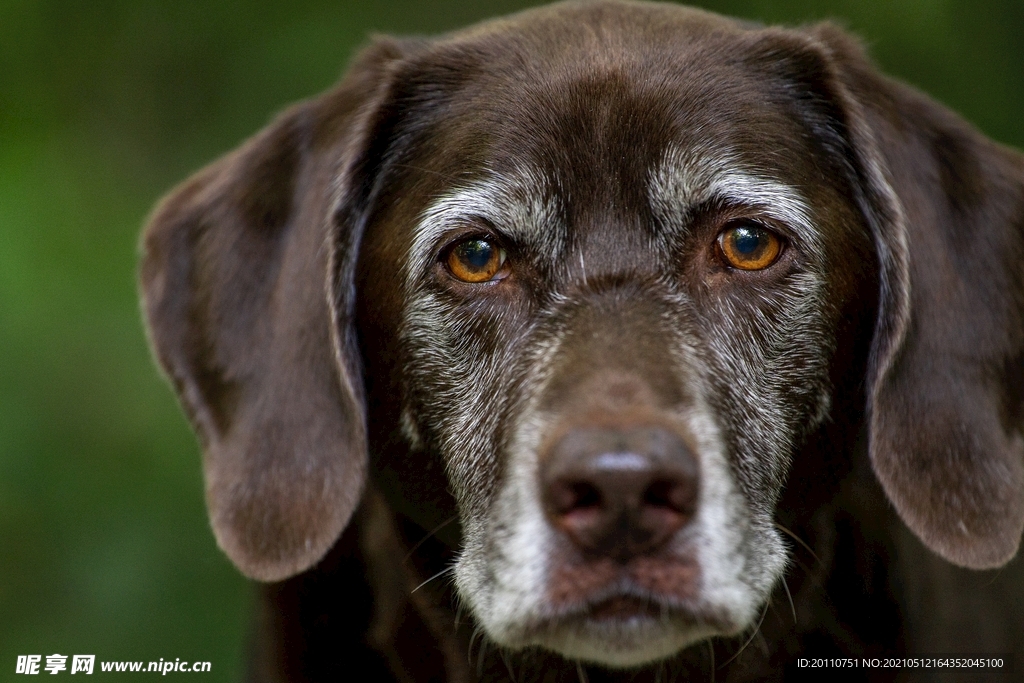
[140,2,1024,680]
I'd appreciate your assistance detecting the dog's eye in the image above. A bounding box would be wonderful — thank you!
[716,223,782,270]
[446,238,508,283]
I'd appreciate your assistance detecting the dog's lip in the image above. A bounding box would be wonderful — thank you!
[583,594,674,623]
[524,583,737,636]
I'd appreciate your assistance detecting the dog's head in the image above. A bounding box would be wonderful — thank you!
[140,0,1024,668]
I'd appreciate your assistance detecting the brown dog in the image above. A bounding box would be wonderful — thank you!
[140,1,1024,680]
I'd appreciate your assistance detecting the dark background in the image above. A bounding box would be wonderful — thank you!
[2,0,1021,678]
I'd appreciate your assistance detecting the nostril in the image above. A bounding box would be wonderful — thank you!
[643,478,696,515]
[550,480,608,541]
[571,482,602,510]
[550,480,603,516]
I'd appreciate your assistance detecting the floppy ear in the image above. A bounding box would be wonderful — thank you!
[139,40,412,581]
[807,25,1024,569]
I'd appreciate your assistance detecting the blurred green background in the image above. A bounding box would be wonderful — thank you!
[1,0,1021,678]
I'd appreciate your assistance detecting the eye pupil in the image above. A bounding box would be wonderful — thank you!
[458,240,495,269]
[731,227,763,255]
[717,223,782,270]
[446,237,507,283]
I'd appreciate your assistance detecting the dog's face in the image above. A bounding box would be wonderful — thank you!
[356,21,876,663]
[140,0,1024,670]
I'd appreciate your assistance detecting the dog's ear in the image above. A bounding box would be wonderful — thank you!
[139,39,415,581]
[801,25,1024,569]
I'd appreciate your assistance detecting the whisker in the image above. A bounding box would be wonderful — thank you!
[467,626,483,669]
[780,576,797,623]
[789,556,827,592]
[500,650,518,682]
[404,514,459,562]
[775,522,823,568]
[576,661,589,683]
[718,602,768,669]
[987,566,1007,586]
[454,602,464,632]
[476,637,489,676]
[410,566,454,594]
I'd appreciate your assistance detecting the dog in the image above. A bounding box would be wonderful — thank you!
[139,1,1024,680]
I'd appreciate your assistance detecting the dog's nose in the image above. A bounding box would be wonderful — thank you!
[541,425,698,561]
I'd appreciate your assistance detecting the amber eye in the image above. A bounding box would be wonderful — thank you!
[446,238,508,283]
[716,223,783,270]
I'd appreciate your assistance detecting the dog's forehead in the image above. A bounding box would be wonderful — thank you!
[385,4,844,249]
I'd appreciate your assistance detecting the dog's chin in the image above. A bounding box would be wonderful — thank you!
[505,598,741,669]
